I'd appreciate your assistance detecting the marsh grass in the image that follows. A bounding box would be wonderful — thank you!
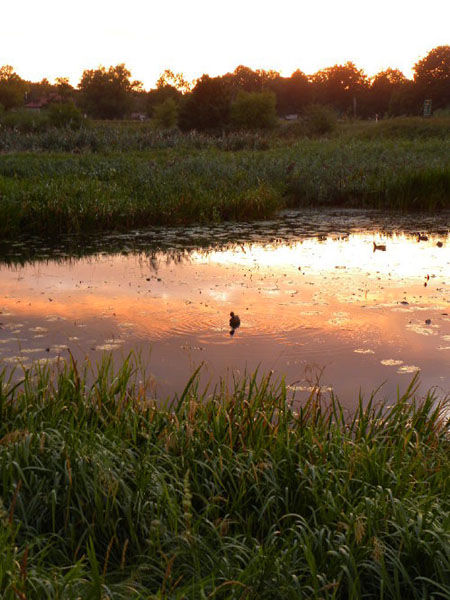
[0,356,449,598]
[0,135,449,237]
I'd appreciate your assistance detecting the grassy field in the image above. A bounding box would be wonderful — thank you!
[0,357,449,599]
[0,118,449,237]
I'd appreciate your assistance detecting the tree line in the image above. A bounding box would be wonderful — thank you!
[0,46,448,130]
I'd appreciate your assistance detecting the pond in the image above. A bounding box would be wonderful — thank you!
[0,209,449,407]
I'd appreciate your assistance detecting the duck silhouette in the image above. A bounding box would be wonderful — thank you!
[229,311,241,335]
[373,241,386,252]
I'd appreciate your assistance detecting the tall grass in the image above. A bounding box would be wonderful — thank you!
[0,136,449,237]
[0,356,449,598]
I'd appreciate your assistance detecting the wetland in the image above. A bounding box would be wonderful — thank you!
[1,209,448,403]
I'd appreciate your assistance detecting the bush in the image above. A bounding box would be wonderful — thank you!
[0,108,49,133]
[46,102,83,129]
[230,90,277,130]
[153,98,178,129]
[302,103,337,135]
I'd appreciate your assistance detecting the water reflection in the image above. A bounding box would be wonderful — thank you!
[0,210,448,406]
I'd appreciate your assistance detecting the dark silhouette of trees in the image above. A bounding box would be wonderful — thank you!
[223,65,263,93]
[369,68,408,115]
[414,45,450,110]
[269,70,312,115]
[55,77,75,100]
[78,64,142,119]
[312,62,369,116]
[0,66,27,110]
[179,75,232,131]
[1,46,448,125]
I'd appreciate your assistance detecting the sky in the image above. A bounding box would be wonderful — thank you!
[1,0,448,88]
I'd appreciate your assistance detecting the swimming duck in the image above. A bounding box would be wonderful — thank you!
[373,241,386,252]
[229,312,241,329]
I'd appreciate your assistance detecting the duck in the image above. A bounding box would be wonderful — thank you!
[229,311,241,329]
[436,241,443,248]
[417,233,428,242]
[373,241,386,252]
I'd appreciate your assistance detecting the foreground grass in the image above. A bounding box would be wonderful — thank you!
[0,135,449,237]
[0,357,449,599]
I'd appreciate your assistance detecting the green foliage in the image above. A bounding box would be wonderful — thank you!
[0,358,448,598]
[152,98,178,129]
[311,62,369,115]
[0,104,83,133]
[0,108,49,133]
[0,132,448,236]
[0,65,27,111]
[46,102,83,129]
[78,64,142,119]
[179,75,232,131]
[302,103,337,135]
[414,45,450,110]
[230,90,277,129]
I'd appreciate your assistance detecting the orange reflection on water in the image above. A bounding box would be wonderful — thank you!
[0,231,448,402]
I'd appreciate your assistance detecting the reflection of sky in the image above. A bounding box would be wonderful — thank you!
[192,234,449,280]
[0,231,449,402]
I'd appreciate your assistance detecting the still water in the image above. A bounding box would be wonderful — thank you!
[0,210,449,406]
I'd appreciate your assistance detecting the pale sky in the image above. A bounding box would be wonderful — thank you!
[1,0,448,88]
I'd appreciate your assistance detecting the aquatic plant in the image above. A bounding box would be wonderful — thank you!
[0,357,448,598]
[0,135,448,237]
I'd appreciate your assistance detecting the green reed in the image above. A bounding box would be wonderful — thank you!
[0,134,449,237]
[0,356,448,598]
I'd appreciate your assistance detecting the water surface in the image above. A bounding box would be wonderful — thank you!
[1,210,449,406]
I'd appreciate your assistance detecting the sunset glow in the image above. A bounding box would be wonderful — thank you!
[4,0,449,86]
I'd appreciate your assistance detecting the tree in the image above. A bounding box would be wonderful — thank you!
[414,45,450,110]
[369,68,408,115]
[78,64,142,119]
[223,65,262,93]
[156,69,190,94]
[0,65,27,110]
[388,80,421,116]
[312,62,369,115]
[153,98,178,128]
[230,90,277,129]
[147,70,185,117]
[269,69,312,115]
[178,75,232,131]
[55,77,75,100]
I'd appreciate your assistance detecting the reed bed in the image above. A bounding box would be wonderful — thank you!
[0,357,448,598]
[0,136,449,237]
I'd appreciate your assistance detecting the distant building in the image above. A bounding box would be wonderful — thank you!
[25,93,63,111]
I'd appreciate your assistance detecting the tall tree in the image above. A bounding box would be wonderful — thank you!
[312,62,369,115]
[78,64,142,119]
[156,69,190,94]
[178,74,232,131]
[0,65,27,110]
[55,77,75,100]
[269,69,312,115]
[414,45,450,110]
[370,68,408,115]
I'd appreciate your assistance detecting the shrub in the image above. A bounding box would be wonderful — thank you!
[153,98,178,129]
[0,108,49,133]
[302,103,337,135]
[46,102,83,129]
[230,90,277,129]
